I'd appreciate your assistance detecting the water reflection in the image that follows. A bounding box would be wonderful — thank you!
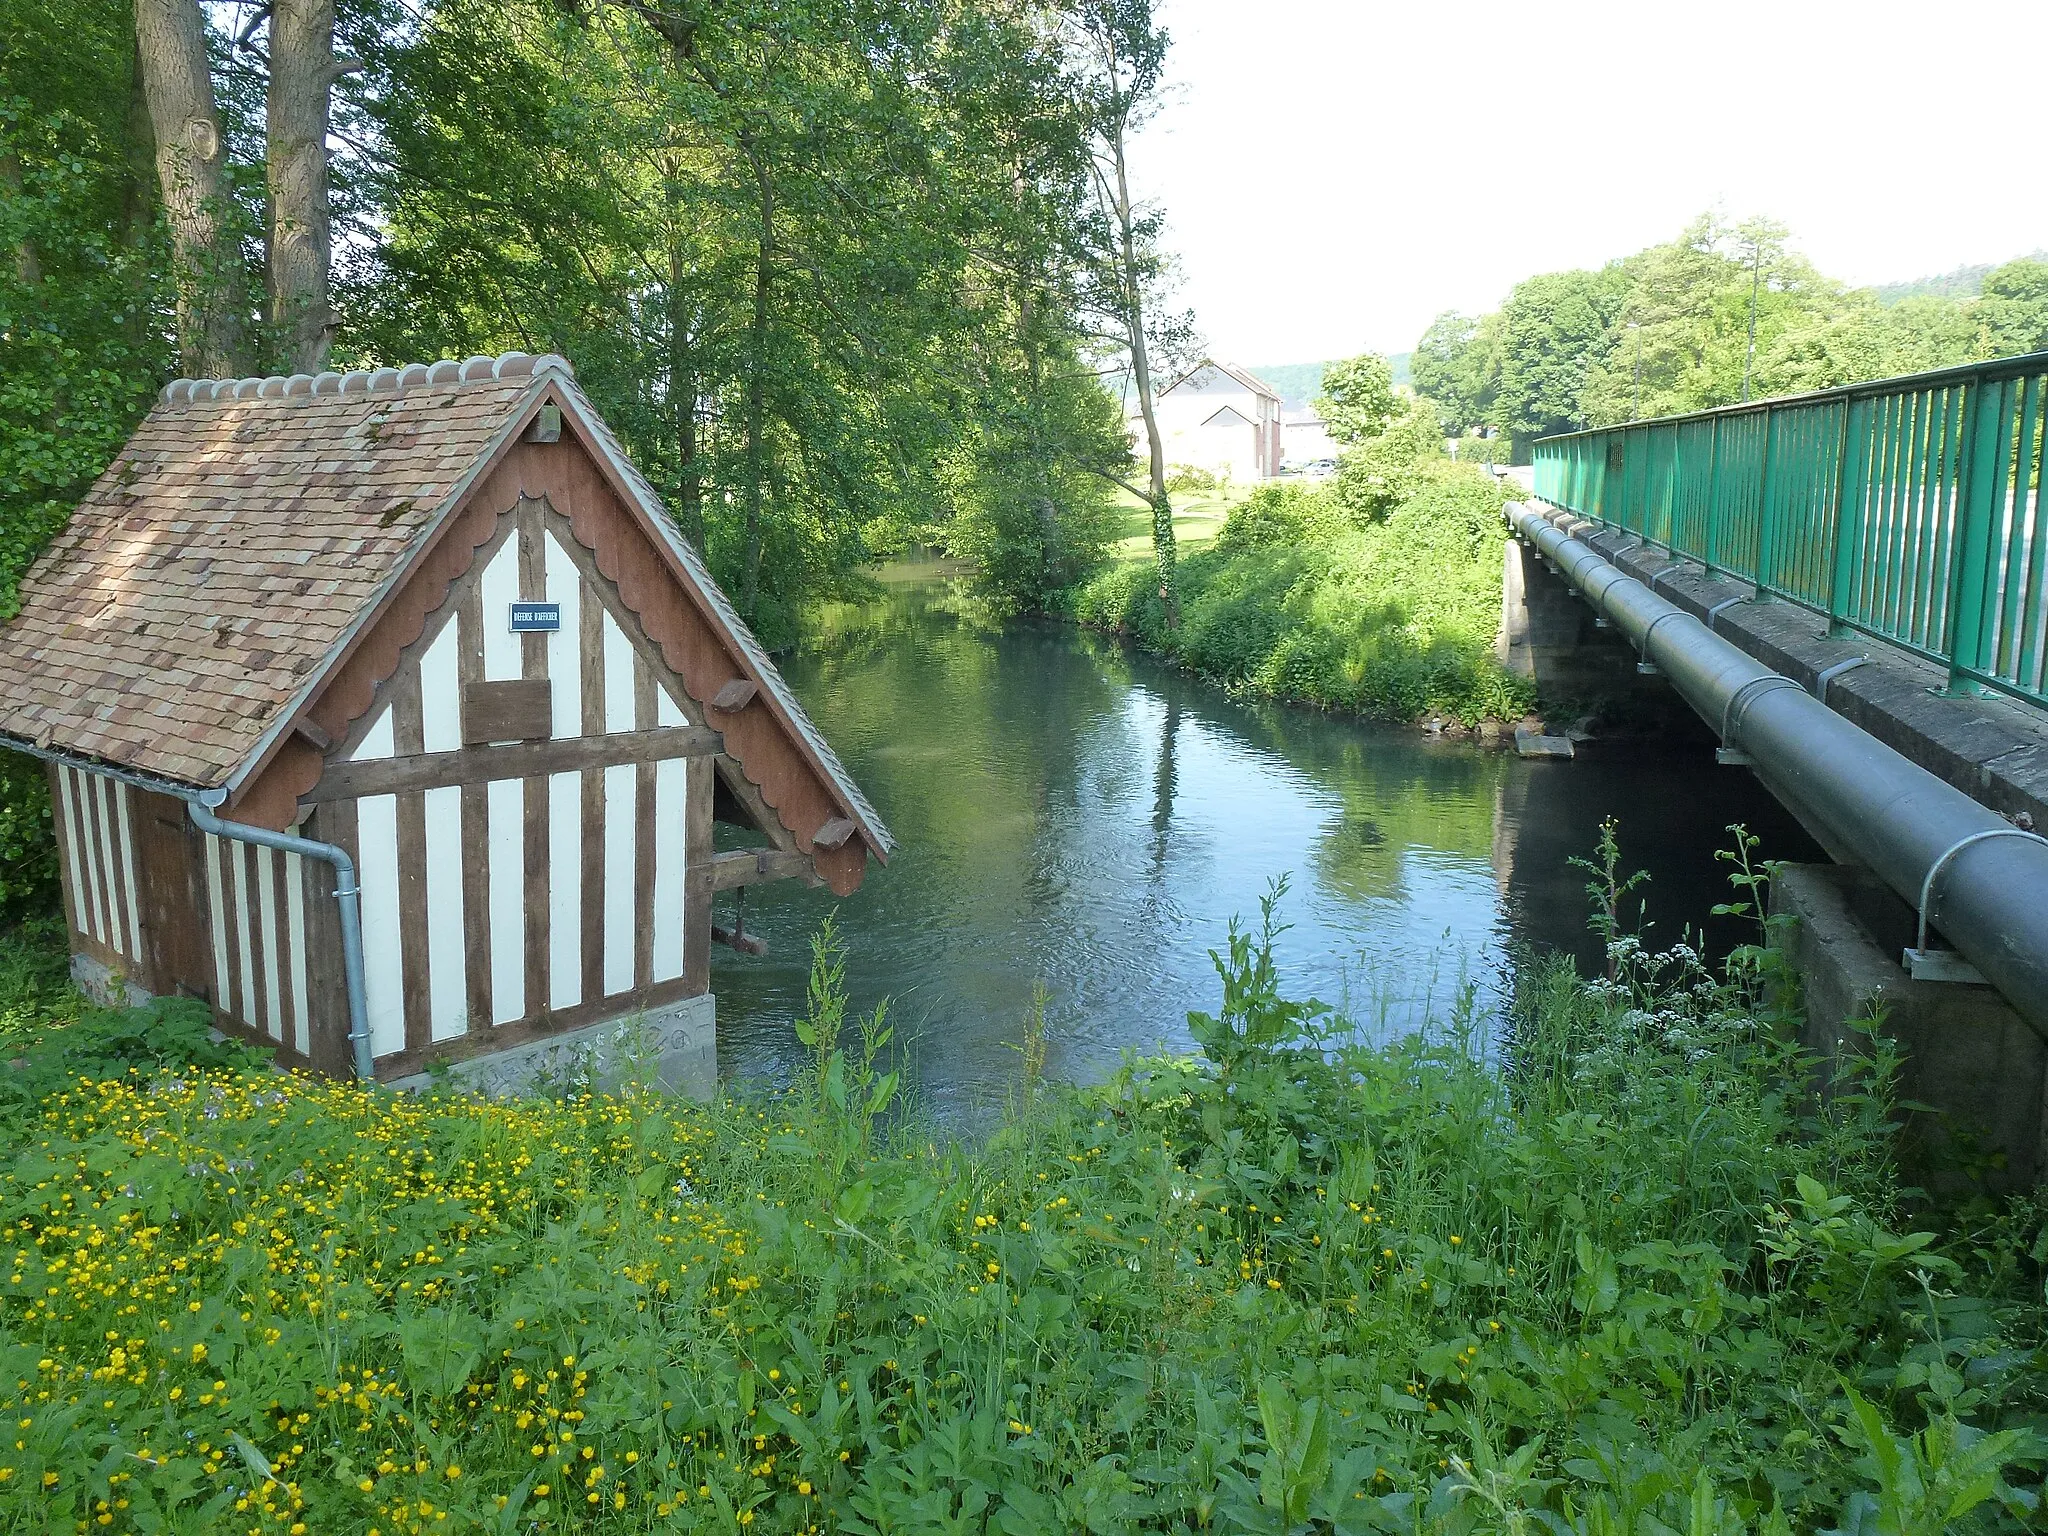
[711,565,1821,1116]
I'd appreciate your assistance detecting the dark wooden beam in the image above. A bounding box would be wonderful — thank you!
[711,678,758,712]
[302,725,721,804]
[291,717,332,752]
[462,679,552,744]
[811,816,855,850]
[709,847,818,891]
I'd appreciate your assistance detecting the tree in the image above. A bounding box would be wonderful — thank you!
[1313,353,1398,446]
[265,0,343,372]
[1977,258,2048,358]
[1330,395,1445,523]
[1486,266,1627,449]
[134,0,247,375]
[2,0,173,917]
[1411,311,1493,435]
[1064,0,1188,626]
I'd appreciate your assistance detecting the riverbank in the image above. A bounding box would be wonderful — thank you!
[1066,467,1537,729]
[1,876,2044,1533]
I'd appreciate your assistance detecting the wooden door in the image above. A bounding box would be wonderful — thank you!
[130,791,212,1004]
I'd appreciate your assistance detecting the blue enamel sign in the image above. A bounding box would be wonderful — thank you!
[508,602,561,633]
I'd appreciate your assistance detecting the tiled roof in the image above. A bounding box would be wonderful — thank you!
[0,353,893,853]
[0,354,548,788]
[1161,359,1282,401]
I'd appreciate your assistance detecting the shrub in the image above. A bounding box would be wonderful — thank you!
[1330,396,1449,523]
[1072,457,1531,723]
[1211,481,1344,553]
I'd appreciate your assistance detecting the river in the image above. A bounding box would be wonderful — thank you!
[709,562,1821,1116]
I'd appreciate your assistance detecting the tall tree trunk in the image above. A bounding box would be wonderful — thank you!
[0,151,39,286]
[119,40,160,354]
[739,152,774,621]
[665,171,704,550]
[120,40,157,250]
[135,0,247,377]
[267,0,336,373]
[1112,125,1175,626]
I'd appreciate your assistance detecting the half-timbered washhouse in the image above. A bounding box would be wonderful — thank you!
[0,352,891,1091]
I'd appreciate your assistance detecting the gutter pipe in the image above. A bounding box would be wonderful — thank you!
[0,736,376,1080]
[184,801,374,1082]
[1506,503,2048,1041]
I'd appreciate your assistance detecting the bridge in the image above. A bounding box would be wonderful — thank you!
[1509,352,2048,1187]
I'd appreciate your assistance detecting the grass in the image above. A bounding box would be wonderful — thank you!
[0,839,2046,1533]
[1101,484,1252,562]
[1072,468,1537,726]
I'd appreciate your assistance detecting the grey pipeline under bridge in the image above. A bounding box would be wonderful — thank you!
[1506,502,2048,1040]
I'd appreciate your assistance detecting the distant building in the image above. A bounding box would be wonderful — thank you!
[1144,360,1285,482]
[1280,409,1339,467]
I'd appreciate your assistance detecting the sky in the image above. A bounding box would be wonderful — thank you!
[1135,0,2048,366]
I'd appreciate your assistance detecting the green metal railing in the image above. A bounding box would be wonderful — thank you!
[1531,351,2048,710]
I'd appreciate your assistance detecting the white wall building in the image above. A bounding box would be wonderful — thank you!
[1142,360,1285,482]
[1281,409,1339,466]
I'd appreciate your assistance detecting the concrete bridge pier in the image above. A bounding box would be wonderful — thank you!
[1771,865,2043,1195]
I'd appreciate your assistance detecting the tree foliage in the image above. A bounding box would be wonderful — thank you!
[1311,352,1396,446]
[1416,213,2048,457]
[0,0,1161,913]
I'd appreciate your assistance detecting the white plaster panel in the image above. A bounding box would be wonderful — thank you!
[547,770,582,1010]
[479,535,522,682]
[351,705,395,762]
[603,763,635,996]
[651,757,686,984]
[486,778,525,1024]
[603,611,635,734]
[357,793,406,1057]
[419,623,462,755]
[286,852,309,1056]
[545,531,582,739]
[424,784,467,1041]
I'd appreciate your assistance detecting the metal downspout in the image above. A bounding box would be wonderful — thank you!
[185,800,375,1082]
[1507,502,2048,1040]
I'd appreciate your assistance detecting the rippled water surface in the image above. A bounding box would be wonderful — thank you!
[709,564,1820,1114]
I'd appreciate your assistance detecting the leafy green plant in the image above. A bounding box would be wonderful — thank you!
[1072,458,1532,725]
[0,863,2043,1532]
